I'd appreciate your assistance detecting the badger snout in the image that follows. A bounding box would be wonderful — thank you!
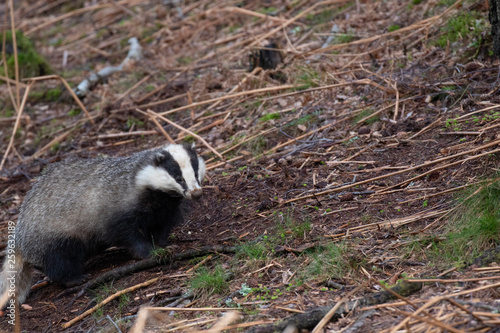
[189,188,203,200]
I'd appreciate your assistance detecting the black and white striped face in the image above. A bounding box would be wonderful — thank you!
[136,144,206,200]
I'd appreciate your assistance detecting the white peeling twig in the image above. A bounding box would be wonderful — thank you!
[74,37,142,98]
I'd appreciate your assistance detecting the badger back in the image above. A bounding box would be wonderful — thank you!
[135,143,205,200]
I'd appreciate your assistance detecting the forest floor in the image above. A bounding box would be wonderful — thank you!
[1,0,500,332]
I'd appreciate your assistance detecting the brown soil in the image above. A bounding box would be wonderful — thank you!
[1,0,500,332]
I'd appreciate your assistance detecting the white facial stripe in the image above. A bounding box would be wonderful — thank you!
[136,165,183,193]
[163,145,202,195]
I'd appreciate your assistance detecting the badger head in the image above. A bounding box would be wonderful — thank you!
[136,143,206,200]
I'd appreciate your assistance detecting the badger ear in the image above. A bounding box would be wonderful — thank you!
[191,142,196,149]
[153,152,165,166]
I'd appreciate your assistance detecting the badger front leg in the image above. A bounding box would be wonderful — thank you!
[154,208,183,247]
[128,233,155,259]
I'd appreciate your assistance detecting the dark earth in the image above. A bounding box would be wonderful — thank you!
[1,0,500,332]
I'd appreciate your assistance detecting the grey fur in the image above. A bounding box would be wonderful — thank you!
[0,143,205,307]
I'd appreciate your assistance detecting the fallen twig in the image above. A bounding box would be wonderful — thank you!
[74,37,142,98]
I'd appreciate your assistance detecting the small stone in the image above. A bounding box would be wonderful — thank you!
[338,192,354,201]
[358,126,370,135]
[278,158,287,166]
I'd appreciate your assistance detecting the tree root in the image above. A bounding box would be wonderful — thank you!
[57,245,236,301]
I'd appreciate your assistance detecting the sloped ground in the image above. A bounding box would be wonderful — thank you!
[1,0,500,332]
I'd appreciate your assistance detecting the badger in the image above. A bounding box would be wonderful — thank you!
[0,143,205,307]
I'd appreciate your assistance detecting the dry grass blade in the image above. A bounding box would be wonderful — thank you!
[23,75,94,125]
[0,82,33,171]
[24,0,138,36]
[63,276,161,329]
[143,109,223,159]
[312,286,362,333]
[8,0,20,108]
[159,85,297,116]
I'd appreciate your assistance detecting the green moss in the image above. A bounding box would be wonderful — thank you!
[296,66,320,89]
[257,7,278,15]
[0,30,51,80]
[388,25,401,32]
[353,108,379,125]
[177,56,193,65]
[45,88,62,101]
[259,112,280,122]
[68,109,81,117]
[189,265,229,297]
[30,87,62,102]
[434,11,487,49]
[431,177,500,266]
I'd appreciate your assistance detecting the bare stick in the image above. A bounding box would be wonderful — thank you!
[149,114,175,144]
[23,75,94,125]
[144,109,223,159]
[284,138,500,204]
[8,0,20,108]
[233,0,346,58]
[312,286,362,333]
[114,73,152,104]
[63,276,160,329]
[308,0,463,55]
[1,28,18,110]
[225,7,290,23]
[159,85,297,116]
[262,79,395,101]
[25,0,134,36]
[113,93,188,113]
[204,67,262,114]
[0,82,33,171]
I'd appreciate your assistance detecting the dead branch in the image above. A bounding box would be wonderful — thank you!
[74,37,142,98]
[57,245,236,300]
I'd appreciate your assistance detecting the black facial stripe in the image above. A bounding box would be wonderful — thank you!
[184,144,200,183]
[160,151,187,191]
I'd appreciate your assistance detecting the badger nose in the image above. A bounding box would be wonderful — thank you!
[190,188,203,200]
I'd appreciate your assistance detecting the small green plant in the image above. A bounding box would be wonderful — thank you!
[432,176,500,266]
[190,265,229,297]
[0,30,52,79]
[296,66,320,89]
[126,117,144,129]
[177,56,193,65]
[353,108,378,125]
[257,7,278,15]
[248,136,268,156]
[184,134,195,144]
[335,34,354,44]
[45,88,62,101]
[117,293,130,315]
[259,113,280,122]
[388,25,400,32]
[445,117,462,131]
[237,241,269,260]
[302,242,355,282]
[434,11,487,49]
[68,109,81,117]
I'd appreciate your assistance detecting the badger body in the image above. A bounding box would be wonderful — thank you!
[1,143,205,306]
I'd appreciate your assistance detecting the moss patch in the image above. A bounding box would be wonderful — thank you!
[0,30,51,80]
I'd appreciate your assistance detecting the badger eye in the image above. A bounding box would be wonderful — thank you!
[175,176,184,183]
